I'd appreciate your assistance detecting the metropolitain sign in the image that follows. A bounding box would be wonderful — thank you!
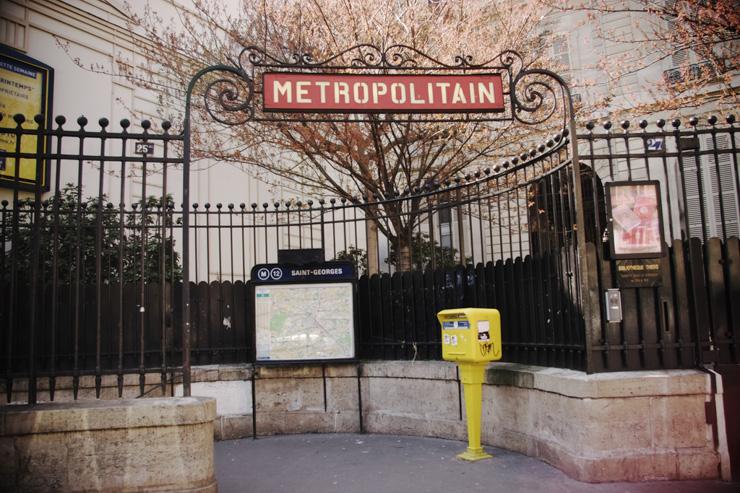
[263,73,505,113]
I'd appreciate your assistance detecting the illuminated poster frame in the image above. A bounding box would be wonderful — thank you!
[605,180,666,259]
[0,45,54,191]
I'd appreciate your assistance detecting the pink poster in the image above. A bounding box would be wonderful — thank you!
[608,182,664,257]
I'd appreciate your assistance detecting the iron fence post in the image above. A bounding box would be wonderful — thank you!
[182,114,192,397]
[567,98,600,374]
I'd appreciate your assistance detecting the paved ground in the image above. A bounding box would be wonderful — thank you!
[215,433,738,493]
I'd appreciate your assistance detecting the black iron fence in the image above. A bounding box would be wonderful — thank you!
[1,115,186,402]
[1,113,738,403]
[579,117,739,370]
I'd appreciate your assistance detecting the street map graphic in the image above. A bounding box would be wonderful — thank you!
[255,282,355,361]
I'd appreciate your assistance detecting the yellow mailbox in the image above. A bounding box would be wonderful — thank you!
[439,308,502,363]
[438,308,502,462]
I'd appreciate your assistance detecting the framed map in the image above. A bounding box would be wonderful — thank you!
[251,262,357,363]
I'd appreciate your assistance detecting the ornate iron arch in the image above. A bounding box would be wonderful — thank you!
[185,46,571,126]
[179,45,592,394]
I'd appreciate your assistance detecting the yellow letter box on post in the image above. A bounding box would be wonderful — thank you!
[438,308,501,462]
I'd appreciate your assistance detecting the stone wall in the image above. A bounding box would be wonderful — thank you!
[2,361,722,482]
[197,361,719,482]
[0,397,217,493]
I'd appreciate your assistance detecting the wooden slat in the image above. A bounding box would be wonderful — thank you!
[494,260,507,359]
[145,282,161,368]
[245,281,254,362]
[371,274,383,359]
[83,284,96,370]
[221,281,235,362]
[475,263,486,308]
[553,251,568,369]
[123,283,137,369]
[725,238,740,363]
[391,273,403,359]
[531,255,547,367]
[357,276,369,359]
[380,274,392,359]
[671,240,695,367]
[599,251,623,371]
[621,285,643,369]
[483,261,495,309]
[504,259,517,362]
[688,238,712,363]
[542,253,555,367]
[411,270,425,359]
[422,270,435,359]
[525,256,540,366]
[657,250,678,369]
[401,271,414,359]
[637,284,659,370]
[171,281,182,367]
[232,281,247,361]
[561,248,577,371]
[706,238,730,363]
[514,257,530,364]
[196,282,210,364]
[209,282,222,361]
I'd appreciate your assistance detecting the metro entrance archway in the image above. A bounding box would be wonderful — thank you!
[178,44,591,394]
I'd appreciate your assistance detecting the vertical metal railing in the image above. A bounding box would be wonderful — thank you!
[0,116,186,403]
[2,114,736,400]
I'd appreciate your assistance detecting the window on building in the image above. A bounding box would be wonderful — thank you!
[552,34,572,78]
[438,204,452,249]
[0,14,28,51]
[680,135,740,240]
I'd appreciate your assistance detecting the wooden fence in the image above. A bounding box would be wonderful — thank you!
[3,238,738,389]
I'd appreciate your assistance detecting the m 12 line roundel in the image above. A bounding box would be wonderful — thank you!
[263,73,505,113]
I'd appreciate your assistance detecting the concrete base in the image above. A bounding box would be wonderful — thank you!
[2,361,723,483]
[0,397,217,493]
[197,361,720,482]
[361,361,720,482]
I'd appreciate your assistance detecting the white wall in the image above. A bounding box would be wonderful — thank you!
[0,0,274,210]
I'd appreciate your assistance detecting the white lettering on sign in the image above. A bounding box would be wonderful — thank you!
[290,268,344,276]
[372,82,387,104]
[316,81,330,103]
[264,73,504,113]
[274,80,292,103]
[134,142,154,155]
[646,138,664,151]
[390,83,406,104]
[295,81,310,103]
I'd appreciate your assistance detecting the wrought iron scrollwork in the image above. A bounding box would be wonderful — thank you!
[510,68,569,126]
[239,44,526,71]
[191,44,572,127]
[193,66,255,126]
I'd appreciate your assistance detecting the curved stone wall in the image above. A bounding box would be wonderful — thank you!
[0,397,217,493]
[185,360,720,482]
[1,361,722,483]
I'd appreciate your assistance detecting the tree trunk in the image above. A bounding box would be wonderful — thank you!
[366,219,379,275]
[397,237,412,272]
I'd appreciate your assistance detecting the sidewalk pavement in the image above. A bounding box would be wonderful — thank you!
[215,433,737,493]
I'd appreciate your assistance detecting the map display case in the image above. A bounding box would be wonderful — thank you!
[250,261,358,364]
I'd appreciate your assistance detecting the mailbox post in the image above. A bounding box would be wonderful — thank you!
[438,308,502,461]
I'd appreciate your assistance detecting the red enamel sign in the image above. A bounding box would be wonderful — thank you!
[263,73,505,113]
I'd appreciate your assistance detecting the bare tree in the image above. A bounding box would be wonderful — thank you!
[546,0,739,113]
[102,0,573,270]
